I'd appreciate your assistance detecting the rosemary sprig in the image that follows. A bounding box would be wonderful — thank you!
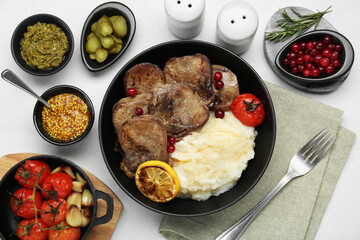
[265,6,332,42]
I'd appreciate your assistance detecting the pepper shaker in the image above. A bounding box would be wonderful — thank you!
[216,1,259,54]
[164,0,205,39]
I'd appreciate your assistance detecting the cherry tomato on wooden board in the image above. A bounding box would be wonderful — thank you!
[15,160,51,189]
[231,93,265,127]
[48,222,81,240]
[40,198,67,226]
[10,188,43,218]
[16,218,48,240]
[40,172,73,199]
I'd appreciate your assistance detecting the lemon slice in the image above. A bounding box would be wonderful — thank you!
[135,160,180,203]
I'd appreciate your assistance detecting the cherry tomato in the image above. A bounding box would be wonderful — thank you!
[48,222,81,240]
[231,93,265,127]
[15,160,51,189]
[41,173,73,199]
[11,188,43,218]
[40,198,67,226]
[16,218,48,240]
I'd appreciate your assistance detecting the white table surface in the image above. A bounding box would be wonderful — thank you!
[1,0,359,239]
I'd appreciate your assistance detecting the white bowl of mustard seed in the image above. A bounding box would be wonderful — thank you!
[33,85,95,146]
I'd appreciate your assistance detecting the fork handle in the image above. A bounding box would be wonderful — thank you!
[215,172,294,240]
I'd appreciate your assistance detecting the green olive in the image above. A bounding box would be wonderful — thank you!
[85,36,101,54]
[100,36,115,49]
[113,16,127,39]
[95,48,108,63]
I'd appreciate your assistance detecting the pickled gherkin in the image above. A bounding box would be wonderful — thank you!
[85,14,127,63]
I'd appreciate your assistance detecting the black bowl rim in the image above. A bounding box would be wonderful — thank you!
[80,1,137,72]
[11,13,74,76]
[0,154,110,240]
[98,39,276,217]
[33,85,95,146]
[275,29,355,83]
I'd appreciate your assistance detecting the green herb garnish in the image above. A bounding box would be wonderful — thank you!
[265,6,332,42]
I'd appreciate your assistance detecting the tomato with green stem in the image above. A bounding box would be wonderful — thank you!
[40,198,67,226]
[48,221,81,240]
[40,172,73,199]
[16,218,48,240]
[10,188,43,219]
[231,93,265,127]
[15,160,51,189]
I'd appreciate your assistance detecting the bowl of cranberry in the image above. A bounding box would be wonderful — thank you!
[275,29,354,86]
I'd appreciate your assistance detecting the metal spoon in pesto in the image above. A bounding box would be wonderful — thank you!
[1,69,51,108]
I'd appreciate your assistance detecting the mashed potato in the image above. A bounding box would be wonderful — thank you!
[171,111,257,201]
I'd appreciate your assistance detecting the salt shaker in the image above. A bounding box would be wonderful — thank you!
[164,0,205,39]
[216,1,259,54]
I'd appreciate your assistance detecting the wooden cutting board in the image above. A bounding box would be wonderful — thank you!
[0,153,122,240]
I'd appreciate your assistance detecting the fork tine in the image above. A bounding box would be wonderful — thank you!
[310,134,336,165]
[299,128,327,155]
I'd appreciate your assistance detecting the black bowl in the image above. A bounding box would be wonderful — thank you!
[99,40,276,216]
[33,85,95,146]
[275,29,354,85]
[0,154,113,240]
[11,14,74,76]
[80,2,136,72]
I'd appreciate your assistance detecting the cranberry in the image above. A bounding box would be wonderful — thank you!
[297,50,304,57]
[287,51,297,59]
[168,136,176,145]
[313,54,322,64]
[298,64,305,73]
[315,41,325,51]
[296,57,304,65]
[291,43,301,52]
[127,88,137,96]
[322,35,332,45]
[214,71,223,81]
[135,108,143,116]
[310,49,318,56]
[318,66,325,74]
[300,42,307,50]
[303,54,312,62]
[334,44,343,52]
[306,41,314,50]
[320,58,330,67]
[332,59,341,68]
[303,69,311,77]
[215,80,224,89]
[289,59,297,67]
[291,66,299,74]
[282,58,290,66]
[322,49,332,58]
[215,110,225,119]
[327,44,335,51]
[305,63,313,69]
[325,64,334,74]
[311,68,320,77]
[330,51,339,61]
[167,144,175,153]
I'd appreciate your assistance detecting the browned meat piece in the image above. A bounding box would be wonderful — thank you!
[149,83,209,139]
[124,62,165,95]
[163,53,215,106]
[112,93,153,135]
[211,65,239,111]
[118,115,169,178]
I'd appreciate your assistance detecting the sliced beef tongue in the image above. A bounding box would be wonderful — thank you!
[118,115,169,178]
[211,65,239,111]
[112,93,153,135]
[163,53,215,107]
[124,62,165,95]
[149,83,209,139]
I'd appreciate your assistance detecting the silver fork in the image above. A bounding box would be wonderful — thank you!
[216,128,336,240]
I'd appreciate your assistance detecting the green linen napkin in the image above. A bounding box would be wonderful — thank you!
[158,82,356,240]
